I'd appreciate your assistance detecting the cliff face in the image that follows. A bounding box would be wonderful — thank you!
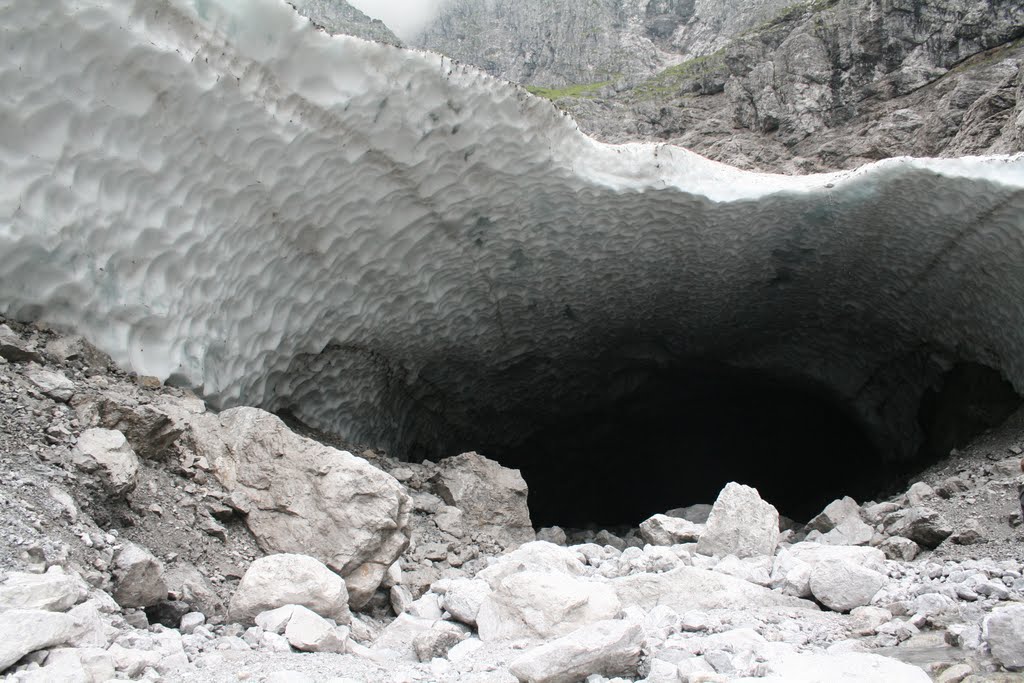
[413,0,794,87]
[418,0,1024,172]
[289,0,402,46]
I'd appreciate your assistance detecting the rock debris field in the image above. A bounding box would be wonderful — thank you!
[1,318,1024,683]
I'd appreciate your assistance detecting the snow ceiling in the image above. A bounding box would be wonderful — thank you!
[2,0,1024,460]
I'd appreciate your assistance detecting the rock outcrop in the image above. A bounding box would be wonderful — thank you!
[195,408,412,607]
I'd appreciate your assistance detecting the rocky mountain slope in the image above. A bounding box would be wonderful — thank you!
[414,0,794,87]
[289,0,402,45]
[420,0,1024,173]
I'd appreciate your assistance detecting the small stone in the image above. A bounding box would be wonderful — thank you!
[936,662,972,683]
[180,612,206,634]
[878,536,920,561]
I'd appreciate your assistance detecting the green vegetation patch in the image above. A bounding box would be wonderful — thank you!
[627,50,728,100]
[525,80,614,100]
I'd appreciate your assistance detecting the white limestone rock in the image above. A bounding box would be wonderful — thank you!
[0,567,83,612]
[33,647,116,683]
[25,367,75,402]
[665,504,713,524]
[434,451,535,548]
[197,408,411,608]
[809,559,886,612]
[536,526,568,545]
[0,608,84,671]
[476,571,621,642]
[771,543,885,598]
[283,605,348,653]
[230,554,351,625]
[373,613,468,662]
[883,507,953,549]
[72,428,140,495]
[440,578,491,627]
[818,516,874,546]
[745,652,930,682]
[983,604,1024,671]
[639,514,704,546]
[807,496,861,533]
[412,625,469,662]
[477,541,588,587]
[111,542,168,608]
[612,566,816,613]
[508,619,643,683]
[696,482,779,558]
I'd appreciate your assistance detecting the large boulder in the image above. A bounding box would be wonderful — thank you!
[612,566,816,613]
[750,652,930,682]
[229,554,351,625]
[696,482,779,558]
[433,452,535,548]
[0,567,83,612]
[72,428,141,495]
[771,543,885,598]
[984,604,1024,671]
[111,542,168,608]
[196,408,411,607]
[477,541,588,587]
[0,608,85,670]
[476,571,621,642]
[808,559,886,612]
[883,507,953,549]
[509,620,643,683]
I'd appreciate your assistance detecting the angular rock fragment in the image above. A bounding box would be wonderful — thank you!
[640,513,704,546]
[434,451,535,548]
[72,428,141,495]
[884,507,953,548]
[984,604,1024,671]
[229,553,350,625]
[440,578,491,627]
[282,605,348,653]
[476,571,621,641]
[808,559,885,612]
[0,325,42,363]
[509,619,643,683]
[807,496,861,533]
[0,608,84,670]
[111,542,168,608]
[25,367,76,402]
[0,566,83,612]
[696,482,779,558]
[196,408,411,608]
[614,565,815,613]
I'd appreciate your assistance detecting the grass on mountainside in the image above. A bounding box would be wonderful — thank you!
[525,79,615,100]
[628,50,729,100]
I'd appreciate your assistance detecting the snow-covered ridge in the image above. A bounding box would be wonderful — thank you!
[1,0,1023,456]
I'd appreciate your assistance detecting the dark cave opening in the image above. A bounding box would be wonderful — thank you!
[470,364,892,530]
